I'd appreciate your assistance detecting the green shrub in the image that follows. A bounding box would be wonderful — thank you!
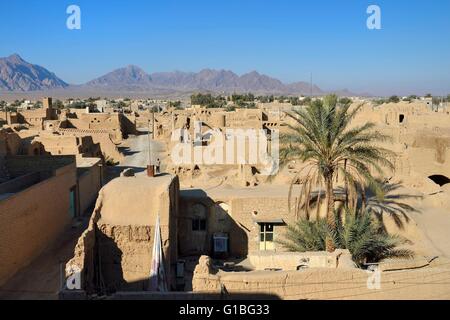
[278,208,414,267]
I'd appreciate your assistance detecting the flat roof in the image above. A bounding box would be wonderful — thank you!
[97,174,176,226]
[181,184,302,201]
[0,193,14,201]
[76,157,102,168]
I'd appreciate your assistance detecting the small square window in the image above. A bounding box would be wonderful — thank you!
[260,233,265,241]
[192,219,199,231]
[200,219,206,231]
[192,218,206,231]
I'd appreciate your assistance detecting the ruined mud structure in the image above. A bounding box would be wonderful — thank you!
[62,174,179,297]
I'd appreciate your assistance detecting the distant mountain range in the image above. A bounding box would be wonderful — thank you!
[0,54,68,91]
[85,65,327,95]
[0,54,360,96]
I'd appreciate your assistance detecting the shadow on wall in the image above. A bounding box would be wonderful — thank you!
[92,224,156,295]
[179,189,249,258]
[119,114,139,138]
[94,228,126,294]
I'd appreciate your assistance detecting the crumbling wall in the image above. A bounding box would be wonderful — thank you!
[119,114,138,136]
[65,210,100,294]
[56,130,123,162]
[0,128,22,156]
[91,134,123,162]
[64,175,179,296]
[96,223,154,292]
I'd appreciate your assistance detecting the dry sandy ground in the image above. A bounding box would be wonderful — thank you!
[119,131,167,170]
[105,131,167,182]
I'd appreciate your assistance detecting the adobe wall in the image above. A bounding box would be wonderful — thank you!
[0,163,77,286]
[229,197,299,254]
[343,101,450,185]
[79,113,121,131]
[0,172,41,194]
[192,257,450,300]
[95,175,179,291]
[91,133,123,162]
[5,155,75,178]
[179,188,425,259]
[0,128,22,156]
[224,109,264,128]
[57,130,123,162]
[64,113,137,137]
[179,193,302,257]
[120,114,138,136]
[77,164,103,216]
[65,175,180,294]
[37,135,82,156]
[63,210,99,295]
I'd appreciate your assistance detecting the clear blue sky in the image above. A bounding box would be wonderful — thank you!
[1,0,449,95]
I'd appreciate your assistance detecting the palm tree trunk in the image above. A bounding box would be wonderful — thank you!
[325,176,336,252]
[361,188,367,213]
[344,160,349,207]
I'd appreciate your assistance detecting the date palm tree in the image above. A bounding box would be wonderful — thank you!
[280,95,394,252]
[278,208,414,266]
[333,208,414,266]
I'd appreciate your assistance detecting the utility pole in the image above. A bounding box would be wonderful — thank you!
[310,72,313,97]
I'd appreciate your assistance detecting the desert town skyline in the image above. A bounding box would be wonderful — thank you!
[2,92,450,302]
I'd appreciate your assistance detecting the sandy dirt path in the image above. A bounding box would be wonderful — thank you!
[120,131,167,170]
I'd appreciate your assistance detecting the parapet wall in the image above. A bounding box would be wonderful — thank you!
[0,162,76,286]
[192,256,450,300]
[58,130,123,162]
[5,155,75,178]
[0,172,41,194]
